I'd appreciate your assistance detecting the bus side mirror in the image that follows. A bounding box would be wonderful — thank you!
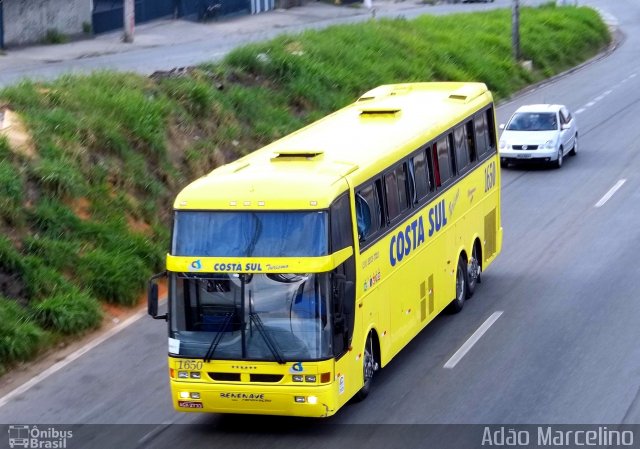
[148,272,168,320]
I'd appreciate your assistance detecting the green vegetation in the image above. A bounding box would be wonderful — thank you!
[0,4,610,373]
[43,29,69,45]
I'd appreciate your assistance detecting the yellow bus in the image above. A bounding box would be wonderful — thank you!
[148,82,502,417]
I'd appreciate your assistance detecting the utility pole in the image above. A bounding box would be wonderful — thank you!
[512,0,520,61]
[123,0,135,43]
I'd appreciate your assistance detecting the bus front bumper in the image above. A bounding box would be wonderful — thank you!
[170,380,338,417]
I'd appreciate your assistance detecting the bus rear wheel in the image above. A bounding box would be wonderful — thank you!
[467,244,481,299]
[353,333,377,402]
[447,256,468,314]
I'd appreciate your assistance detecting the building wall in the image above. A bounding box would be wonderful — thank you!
[3,0,92,47]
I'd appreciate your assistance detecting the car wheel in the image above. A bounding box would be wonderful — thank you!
[447,256,468,313]
[554,147,563,169]
[500,159,509,169]
[353,332,377,402]
[569,134,578,156]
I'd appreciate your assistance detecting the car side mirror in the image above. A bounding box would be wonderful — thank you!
[148,272,168,320]
[499,123,505,130]
[561,123,570,130]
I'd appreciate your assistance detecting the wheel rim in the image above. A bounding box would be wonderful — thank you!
[469,248,480,284]
[574,137,578,154]
[363,338,375,384]
[456,263,465,302]
[558,149,563,166]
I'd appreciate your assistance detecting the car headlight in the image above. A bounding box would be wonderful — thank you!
[542,140,555,149]
[499,140,508,150]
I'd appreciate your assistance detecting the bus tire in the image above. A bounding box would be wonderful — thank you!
[447,256,468,314]
[467,243,481,298]
[353,333,377,402]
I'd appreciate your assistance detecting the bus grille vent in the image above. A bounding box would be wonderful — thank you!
[428,275,434,315]
[250,374,284,383]
[208,372,241,382]
[420,281,427,322]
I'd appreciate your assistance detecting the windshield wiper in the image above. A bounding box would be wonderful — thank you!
[249,312,285,364]
[203,312,234,363]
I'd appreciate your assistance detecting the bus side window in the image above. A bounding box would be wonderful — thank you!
[454,125,469,174]
[435,135,453,186]
[474,112,489,158]
[384,164,409,223]
[330,193,354,252]
[465,120,477,164]
[411,150,430,203]
[431,144,441,188]
[356,182,383,243]
[486,107,497,150]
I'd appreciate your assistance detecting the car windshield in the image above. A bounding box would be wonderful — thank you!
[169,273,333,361]
[506,112,558,131]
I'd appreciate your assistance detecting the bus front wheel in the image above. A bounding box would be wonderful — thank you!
[447,256,468,314]
[353,333,378,402]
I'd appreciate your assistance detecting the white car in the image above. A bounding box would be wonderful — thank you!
[499,104,578,169]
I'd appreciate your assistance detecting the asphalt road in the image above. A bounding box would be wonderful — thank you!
[1,0,639,447]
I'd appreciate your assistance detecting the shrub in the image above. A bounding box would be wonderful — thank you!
[0,299,45,368]
[0,236,24,274]
[0,160,24,224]
[78,249,149,305]
[32,291,102,334]
[22,256,76,300]
[28,199,81,238]
[31,157,84,199]
[0,135,11,159]
[43,28,68,45]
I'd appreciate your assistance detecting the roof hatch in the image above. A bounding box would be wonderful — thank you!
[359,106,401,117]
[448,84,487,103]
[271,150,324,161]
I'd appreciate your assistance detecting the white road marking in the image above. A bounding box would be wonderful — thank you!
[0,307,149,409]
[595,179,626,208]
[575,108,585,115]
[444,311,503,369]
[585,101,596,108]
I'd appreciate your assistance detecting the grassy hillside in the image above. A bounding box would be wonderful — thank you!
[0,3,609,374]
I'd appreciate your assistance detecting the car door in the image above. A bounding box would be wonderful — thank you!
[558,108,573,154]
[559,107,575,153]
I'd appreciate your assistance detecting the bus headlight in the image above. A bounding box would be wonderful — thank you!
[307,396,318,405]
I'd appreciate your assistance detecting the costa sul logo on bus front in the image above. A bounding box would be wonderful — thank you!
[213,263,263,272]
[389,199,447,267]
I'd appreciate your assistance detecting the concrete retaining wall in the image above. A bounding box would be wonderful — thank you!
[3,0,92,47]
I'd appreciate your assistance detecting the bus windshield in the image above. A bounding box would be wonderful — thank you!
[170,273,333,361]
[172,211,328,257]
